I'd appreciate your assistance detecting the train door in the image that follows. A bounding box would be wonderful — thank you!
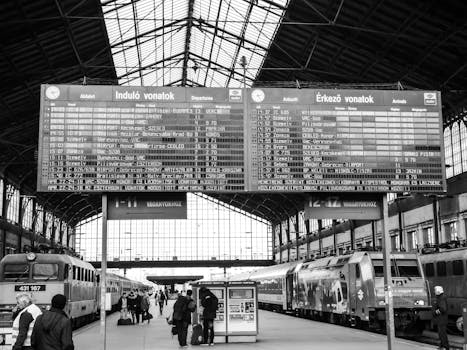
[349,263,357,317]
[285,272,294,311]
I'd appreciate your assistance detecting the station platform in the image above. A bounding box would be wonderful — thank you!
[74,301,438,350]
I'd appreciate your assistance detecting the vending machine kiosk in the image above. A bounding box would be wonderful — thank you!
[191,280,258,343]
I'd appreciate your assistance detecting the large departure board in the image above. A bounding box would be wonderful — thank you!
[38,85,446,193]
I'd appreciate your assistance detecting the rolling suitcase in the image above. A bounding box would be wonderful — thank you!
[117,318,133,325]
[190,324,203,345]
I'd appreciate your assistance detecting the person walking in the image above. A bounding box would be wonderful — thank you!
[432,285,449,350]
[172,293,189,347]
[11,293,42,350]
[141,291,151,324]
[31,294,74,350]
[200,287,218,346]
[157,290,166,315]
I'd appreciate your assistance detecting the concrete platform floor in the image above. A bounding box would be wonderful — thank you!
[74,302,436,350]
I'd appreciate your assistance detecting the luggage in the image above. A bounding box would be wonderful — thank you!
[171,325,178,335]
[190,324,203,345]
[117,318,133,326]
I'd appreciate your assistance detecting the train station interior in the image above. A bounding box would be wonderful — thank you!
[1,1,467,349]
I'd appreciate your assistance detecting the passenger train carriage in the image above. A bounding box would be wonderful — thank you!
[240,251,432,334]
[0,253,149,347]
[419,246,467,332]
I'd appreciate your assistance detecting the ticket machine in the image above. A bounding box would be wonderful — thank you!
[191,280,258,343]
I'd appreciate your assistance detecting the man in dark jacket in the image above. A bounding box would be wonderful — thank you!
[31,294,74,350]
[200,287,218,346]
[173,293,189,347]
[432,285,449,350]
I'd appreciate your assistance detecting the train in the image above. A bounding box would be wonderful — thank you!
[233,251,432,335]
[0,252,150,346]
[419,244,467,332]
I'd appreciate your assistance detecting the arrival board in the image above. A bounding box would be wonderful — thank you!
[38,85,446,193]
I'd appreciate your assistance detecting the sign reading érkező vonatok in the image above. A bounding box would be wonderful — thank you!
[107,193,187,220]
[38,85,446,193]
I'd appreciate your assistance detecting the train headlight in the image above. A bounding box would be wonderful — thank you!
[26,253,36,261]
[414,300,425,306]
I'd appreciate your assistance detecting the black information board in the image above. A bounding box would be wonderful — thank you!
[38,85,446,193]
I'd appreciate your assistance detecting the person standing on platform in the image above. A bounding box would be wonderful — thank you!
[31,294,74,350]
[141,291,151,324]
[127,291,138,324]
[432,286,449,350]
[200,287,218,346]
[117,292,128,320]
[11,293,42,350]
[157,290,166,315]
[135,290,143,325]
[172,293,189,347]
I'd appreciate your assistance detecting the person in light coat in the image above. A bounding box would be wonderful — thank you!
[11,293,42,350]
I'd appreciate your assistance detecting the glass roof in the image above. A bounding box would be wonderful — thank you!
[101,0,289,87]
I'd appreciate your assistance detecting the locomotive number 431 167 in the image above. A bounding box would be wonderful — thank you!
[14,285,46,292]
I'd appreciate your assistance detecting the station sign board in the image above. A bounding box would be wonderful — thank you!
[38,85,446,193]
[107,193,187,220]
[304,193,382,220]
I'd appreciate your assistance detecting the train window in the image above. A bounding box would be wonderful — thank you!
[452,260,464,275]
[73,266,76,279]
[341,282,348,299]
[86,270,89,282]
[77,268,81,281]
[355,265,361,279]
[437,261,447,276]
[373,260,396,277]
[64,264,69,279]
[424,263,435,277]
[396,260,421,277]
[33,264,58,280]
[3,264,29,281]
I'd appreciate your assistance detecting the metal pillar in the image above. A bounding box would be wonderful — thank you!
[18,194,24,252]
[381,195,395,350]
[31,198,37,249]
[1,180,7,258]
[432,196,440,245]
[332,219,337,255]
[350,220,355,251]
[397,201,403,251]
[100,194,108,350]
[278,224,283,263]
[286,219,291,262]
[371,220,377,249]
[305,220,310,260]
[318,219,323,256]
[295,213,300,259]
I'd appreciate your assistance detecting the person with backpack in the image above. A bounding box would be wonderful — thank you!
[172,293,189,347]
[200,287,218,346]
[30,294,73,350]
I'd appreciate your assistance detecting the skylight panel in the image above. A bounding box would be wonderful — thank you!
[102,0,289,87]
[190,27,208,58]
[169,1,188,20]
[139,40,156,67]
[142,70,158,86]
[208,70,228,87]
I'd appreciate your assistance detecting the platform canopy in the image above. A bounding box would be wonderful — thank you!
[0,0,466,226]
